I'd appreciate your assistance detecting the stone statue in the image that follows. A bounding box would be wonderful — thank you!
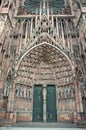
[64,88,67,98]
[29,89,32,99]
[3,85,10,96]
[20,87,22,97]
[3,0,9,7]
[24,88,26,98]
[15,87,20,97]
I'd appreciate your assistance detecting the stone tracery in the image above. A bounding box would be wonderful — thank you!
[0,0,86,124]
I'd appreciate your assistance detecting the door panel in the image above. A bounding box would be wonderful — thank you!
[33,85,43,122]
[82,97,86,118]
[46,85,57,122]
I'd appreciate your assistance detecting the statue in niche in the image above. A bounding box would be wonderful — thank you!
[3,84,10,96]
[64,88,67,98]
[20,87,22,97]
[3,0,9,7]
[3,87,7,96]
[62,89,64,98]
[26,89,29,98]
[58,90,62,99]
[26,89,28,98]
[70,88,75,97]
[15,87,20,97]
[24,88,26,98]
[29,89,32,100]
[68,88,71,98]
[22,88,24,97]
[66,89,68,97]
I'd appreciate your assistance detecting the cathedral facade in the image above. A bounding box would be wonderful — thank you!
[0,0,86,123]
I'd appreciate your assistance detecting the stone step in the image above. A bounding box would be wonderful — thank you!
[0,119,86,128]
[12,122,78,128]
[77,120,86,128]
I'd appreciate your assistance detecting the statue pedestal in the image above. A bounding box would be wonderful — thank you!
[6,111,17,123]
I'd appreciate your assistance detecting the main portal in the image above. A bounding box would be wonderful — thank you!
[33,84,57,122]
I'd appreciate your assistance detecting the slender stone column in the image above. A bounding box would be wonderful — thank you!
[6,78,16,122]
[47,1,49,20]
[43,84,47,122]
[19,21,23,55]
[40,1,42,20]
[24,22,28,46]
[56,17,59,38]
[43,0,46,15]
[51,8,54,28]
[61,21,65,49]
[74,77,83,123]
[35,8,38,26]
[30,18,33,38]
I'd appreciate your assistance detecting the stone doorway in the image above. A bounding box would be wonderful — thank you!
[46,85,57,122]
[15,43,75,122]
[32,85,43,122]
[32,84,57,122]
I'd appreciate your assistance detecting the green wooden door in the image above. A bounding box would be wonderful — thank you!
[82,97,86,116]
[46,85,57,122]
[33,85,43,122]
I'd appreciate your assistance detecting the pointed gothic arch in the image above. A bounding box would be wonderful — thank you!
[15,42,75,77]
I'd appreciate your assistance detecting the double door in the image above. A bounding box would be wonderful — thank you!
[33,85,43,122]
[46,85,57,122]
[33,84,57,122]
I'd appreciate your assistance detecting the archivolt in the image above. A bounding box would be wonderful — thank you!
[15,42,75,77]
